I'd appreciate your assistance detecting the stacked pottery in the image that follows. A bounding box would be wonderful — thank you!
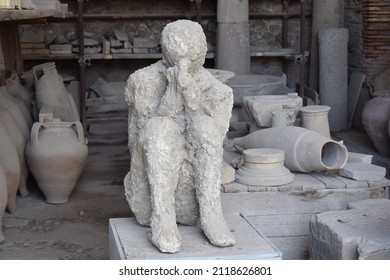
[0,164,7,243]
[25,121,88,204]
[362,90,390,156]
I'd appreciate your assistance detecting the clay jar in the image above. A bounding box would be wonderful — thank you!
[33,62,80,122]
[233,126,348,173]
[0,109,29,197]
[0,120,21,214]
[26,121,88,204]
[362,91,390,156]
[0,164,7,244]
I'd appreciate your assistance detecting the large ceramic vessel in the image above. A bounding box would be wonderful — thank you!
[362,92,390,156]
[33,62,80,122]
[233,126,348,172]
[0,109,29,197]
[0,164,7,244]
[0,87,30,140]
[0,120,21,214]
[26,121,88,204]
[6,73,34,115]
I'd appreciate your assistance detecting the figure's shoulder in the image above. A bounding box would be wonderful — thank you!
[128,60,167,84]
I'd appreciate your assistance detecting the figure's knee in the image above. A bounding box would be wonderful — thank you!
[141,117,179,139]
[187,116,223,151]
[139,117,186,167]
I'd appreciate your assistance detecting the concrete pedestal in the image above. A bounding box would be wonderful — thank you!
[109,213,282,260]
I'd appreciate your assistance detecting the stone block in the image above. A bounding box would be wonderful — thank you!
[109,214,282,260]
[347,152,373,164]
[309,199,390,259]
[339,162,386,181]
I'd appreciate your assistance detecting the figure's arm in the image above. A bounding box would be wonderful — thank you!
[202,78,234,137]
[124,74,139,153]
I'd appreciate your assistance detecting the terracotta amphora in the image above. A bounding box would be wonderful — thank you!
[26,121,88,204]
[233,126,348,173]
[0,120,21,214]
[33,62,80,122]
[0,87,30,141]
[0,164,7,244]
[0,109,29,197]
[362,92,390,156]
[0,86,33,130]
[5,73,34,116]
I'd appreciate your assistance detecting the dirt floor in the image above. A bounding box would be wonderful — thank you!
[0,129,389,260]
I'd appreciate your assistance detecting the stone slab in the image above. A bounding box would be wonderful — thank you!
[109,214,282,260]
[339,162,386,181]
[347,152,373,164]
[309,199,390,259]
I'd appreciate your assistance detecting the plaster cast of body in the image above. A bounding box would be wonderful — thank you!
[124,20,235,253]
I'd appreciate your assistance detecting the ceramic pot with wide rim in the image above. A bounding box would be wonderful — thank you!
[26,121,88,204]
[0,120,21,214]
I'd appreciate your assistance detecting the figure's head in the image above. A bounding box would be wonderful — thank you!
[160,20,207,71]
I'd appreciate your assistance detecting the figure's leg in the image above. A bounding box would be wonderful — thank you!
[124,138,151,226]
[187,115,235,247]
[175,160,199,225]
[142,117,185,253]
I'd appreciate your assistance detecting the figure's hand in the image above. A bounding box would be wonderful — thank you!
[176,57,191,74]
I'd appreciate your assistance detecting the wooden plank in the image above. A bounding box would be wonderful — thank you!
[311,173,346,189]
[86,95,126,107]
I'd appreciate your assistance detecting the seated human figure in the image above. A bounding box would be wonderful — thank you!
[124,20,235,253]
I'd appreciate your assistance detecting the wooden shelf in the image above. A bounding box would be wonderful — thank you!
[22,52,216,60]
[22,50,311,61]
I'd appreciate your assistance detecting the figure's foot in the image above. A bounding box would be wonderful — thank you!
[201,213,235,247]
[149,224,182,253]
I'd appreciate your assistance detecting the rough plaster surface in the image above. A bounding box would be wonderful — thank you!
[309,199,390,260]
[124,20,235,253]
